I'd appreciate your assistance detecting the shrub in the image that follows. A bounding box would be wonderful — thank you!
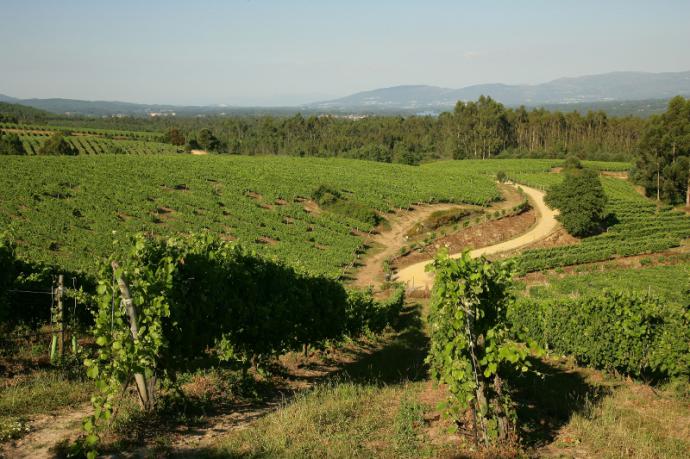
[426,252,534,445]
[545,168,607,236]
[509,291,690,379]
[311,184,342,206]
[563,155,583,170]
[312,185,380,226]
[0,132,26,155]
[38,133,78,156]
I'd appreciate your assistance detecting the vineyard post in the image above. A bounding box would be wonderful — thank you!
[462,298,489,446]
[57,274,64,357]
[49,278,57,363]
[111,261,154,410]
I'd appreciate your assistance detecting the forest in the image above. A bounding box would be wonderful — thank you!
[6,95,689,204]
[138,98,645,163]
[2,97,644,163]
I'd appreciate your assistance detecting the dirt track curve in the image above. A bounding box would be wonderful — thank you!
[395,184,559,289]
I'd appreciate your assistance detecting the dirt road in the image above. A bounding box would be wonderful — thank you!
[394,184,559,289]
[352,184,526,288]
[352,203,462,288]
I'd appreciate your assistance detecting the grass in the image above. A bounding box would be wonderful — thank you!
[205,382,428,458]
[0,368,92,442]
[553,379,690,458]
[3,300,689,458]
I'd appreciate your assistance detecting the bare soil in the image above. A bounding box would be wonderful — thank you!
[397,209,537,270]
[395,185,560,289]
[351,183,525,289]
[1,404,92,459]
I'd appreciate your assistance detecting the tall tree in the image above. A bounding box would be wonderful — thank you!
[634,96,690,205]
[545,168,608,237]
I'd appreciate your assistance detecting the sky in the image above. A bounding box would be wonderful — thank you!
[1,0,689,106]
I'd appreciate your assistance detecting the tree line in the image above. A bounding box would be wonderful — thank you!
[161,97,642,163]
[2,96,688,205]
[168,96,687,205]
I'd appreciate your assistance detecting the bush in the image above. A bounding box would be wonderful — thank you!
[312,185,380,226]
[509,291,690,379]
[563,155,583,170]
[311,185,342,206]
[196,128,222,152]
[162,128,185,146]
[545,168,608,236]
[38,133,78,156]
[0,132,26,155]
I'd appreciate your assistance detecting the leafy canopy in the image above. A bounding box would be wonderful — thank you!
[38,133,78,156]
[633,96,690,204]
[0,131,26,155]
[545,168,608,237]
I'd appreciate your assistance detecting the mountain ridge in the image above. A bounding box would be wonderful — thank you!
[2,70,690,117]
[310,71,690,109]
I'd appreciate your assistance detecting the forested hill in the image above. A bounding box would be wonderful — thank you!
[1,95,683,164]
[0,102,54,123]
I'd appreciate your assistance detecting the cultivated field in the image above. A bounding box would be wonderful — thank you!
[1,152,688,458]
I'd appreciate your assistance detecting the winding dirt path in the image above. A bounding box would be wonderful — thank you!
[352,203,462,288]
[395,184,559,289]
[352,184,525,288]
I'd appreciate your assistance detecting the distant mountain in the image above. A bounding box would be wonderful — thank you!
[2,71,689,118]
[309,71,690,110]
[0,96,308,118]
[0,94,19,103]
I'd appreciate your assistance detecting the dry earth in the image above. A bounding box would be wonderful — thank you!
[395,184,560,289]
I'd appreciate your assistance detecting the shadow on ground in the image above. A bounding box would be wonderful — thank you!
[335,303,429,384]
[108,303,431,457]
[509,357,611,448]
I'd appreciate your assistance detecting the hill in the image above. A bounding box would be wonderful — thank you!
[3,71,690,118]
[0,101,54,123]
[310,71,690,111]
[0,156,503,278]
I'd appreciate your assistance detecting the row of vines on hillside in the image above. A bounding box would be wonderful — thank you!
[509,291,690,378]
[82,232,404,453]
[425,252,536,446]
[426,251,690,449]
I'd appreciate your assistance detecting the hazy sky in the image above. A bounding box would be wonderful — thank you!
[1,0,689,106]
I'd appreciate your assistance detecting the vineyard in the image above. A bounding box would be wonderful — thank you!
[528,259,690,300]
[12,133,179,156]
[0,123,163,141]
[1,154,689,457]
[0,123,182,157]
[0,156,512,279]
[509,174,690,272]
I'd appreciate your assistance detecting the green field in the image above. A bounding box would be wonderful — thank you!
[2,155,685,281]
[524,258,690,304]
[0,156,509,277]
[512,175,690,272]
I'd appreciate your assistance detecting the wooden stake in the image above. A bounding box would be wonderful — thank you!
[111,261,154,411]
[57,275,64,357]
